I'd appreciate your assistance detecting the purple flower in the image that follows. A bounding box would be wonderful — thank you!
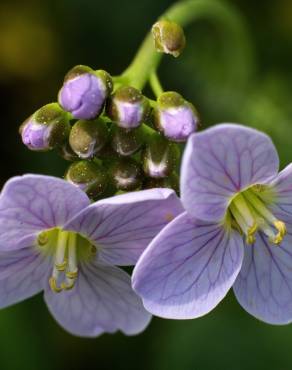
[0,175,182,336]
[154,92,199,142]
[21,118,52,151]
[58,66,112,120]
[133,123,292,324]
[107,86,150,129]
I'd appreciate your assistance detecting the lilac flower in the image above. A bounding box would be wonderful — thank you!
[58,66,112,120]
[133,123,292,324]
[0,175,182,336]
[154,92,199,142]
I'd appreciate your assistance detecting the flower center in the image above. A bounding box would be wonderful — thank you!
[36,228,97,293]
[227,186,286,246]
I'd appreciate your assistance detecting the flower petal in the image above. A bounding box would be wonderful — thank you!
[233,231,292,324]
[0,175,90,251]
[44,262,151,337]
[132,212,244,319]
[181,124,279,222]
[269,163,292,216]
[0,247,50,308]
[65,188,183,265]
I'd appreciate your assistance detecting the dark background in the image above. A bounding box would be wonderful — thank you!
[1,0,292,369]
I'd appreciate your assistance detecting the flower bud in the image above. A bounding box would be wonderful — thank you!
[143,172,179,193]
[142,133,179,178]
[107,86,150,129]
[154,91,199,142]
[110,158,143,191]
[20,103,70,151]
[69,118,108,159]
[65,160,107,200]
[111,126,143,156]
[58,65,113,120]
[152,20,186,57]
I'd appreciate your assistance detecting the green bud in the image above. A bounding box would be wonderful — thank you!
[152,20,186,57]
[111,126,143,156]
[65,160,107,200]
[142,133,179,178]
[107,86,150,129]
[20,103,70,151]
[110,158,143,191]
[143,172,179,193]
[69,118,109,159]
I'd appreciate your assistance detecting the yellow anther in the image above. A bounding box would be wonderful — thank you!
[55,259,67,272]
[246,222,258,244]
[66,270,78,279]
[60,281,75,291]
[271,220,287,245]
[49,277,62,293]
[246,234,256,245]
[37,231,49,246]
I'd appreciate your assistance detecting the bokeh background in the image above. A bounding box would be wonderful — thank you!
[1,0,292,369]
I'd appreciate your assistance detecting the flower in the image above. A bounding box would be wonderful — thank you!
[0,175,183,336]
[133,123,292,324]
[107,86,150,129]
[153,92,199,142]
[58,66,113,120]
[20,103,70,151]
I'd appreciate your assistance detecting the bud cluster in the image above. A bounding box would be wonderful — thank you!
[20,64,200,200]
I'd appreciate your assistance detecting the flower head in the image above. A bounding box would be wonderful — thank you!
[133,123,292,324]
[154,92,199,142]
[107,86,150,129]
[0,175,182,336]
[20,103,70,151]
[58,65,113,120]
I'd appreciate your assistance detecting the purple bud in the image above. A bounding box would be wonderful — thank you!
[58,65,112,120]
[20,103,70,151]
[107,86,150,129]
[154,92,200,142]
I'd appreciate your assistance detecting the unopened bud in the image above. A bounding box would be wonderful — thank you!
[152,20,186,57]
[110,158,143,191]
[107,86,150,129]
[58,141,79,161]
[69,118,108,159]
[20,103,70,151]
[65,160,107,200]
[142,133,179,178]
[154,91,199,142]
[111,126,143,156]
[58,65,113,120]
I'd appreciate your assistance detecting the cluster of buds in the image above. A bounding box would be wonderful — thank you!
[20,63,200,200]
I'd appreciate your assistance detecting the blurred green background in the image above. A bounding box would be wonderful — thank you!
[1,0,292,369]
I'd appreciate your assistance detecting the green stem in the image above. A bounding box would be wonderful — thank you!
[149,72,164,97]
[121,0,253,90]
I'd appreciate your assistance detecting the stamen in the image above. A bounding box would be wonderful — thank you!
[273,220,287,245]
[55,260,67,271]
[243,190,276,224]
[49,277,62,293]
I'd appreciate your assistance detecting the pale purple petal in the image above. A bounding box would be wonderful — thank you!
[0,247,50,308]
[269,164,292,216]
[0,175,90,251]
[44,262,151,337]
[65,188,183,265]
[234,231,292,324]
[132,212,244,319]
[181,124,279,222]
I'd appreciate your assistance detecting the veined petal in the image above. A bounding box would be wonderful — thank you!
[234,231,292,324]
[44,262,151,337]
[0,175,90,251]
[269,164,292,216]
[132,212,244,319]
[181,124,279,222]
[0,247,50,308]
[64,188,183,265]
